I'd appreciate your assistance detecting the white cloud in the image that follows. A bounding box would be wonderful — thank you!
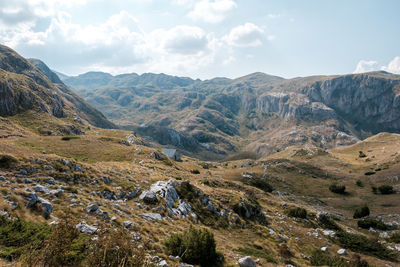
[381,56,400,74]
[353,60,378,73]
[0,0,88,26]
[225,23,264,47]
[1,8,221,77]
[188,0,237,23]
[162,25,208,55]
[354,57,400,74]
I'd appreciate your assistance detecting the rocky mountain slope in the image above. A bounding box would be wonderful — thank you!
[0,117,399,266]
[61,70,400,160]
[0,45,115,133]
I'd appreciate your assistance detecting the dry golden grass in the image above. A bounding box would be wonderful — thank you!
[0,117,398,266]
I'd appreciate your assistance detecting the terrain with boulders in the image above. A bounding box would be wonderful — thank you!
[0,44,399,266]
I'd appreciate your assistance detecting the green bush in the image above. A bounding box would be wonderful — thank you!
[309,249,348,266]
[356,180,364,187]
[0,155,17,168]
[371,186,378,194]
[191,169,200,174]
[164,226,221,266]
[61,136,80,141]
[378,185,395,194]
[335,230,395,260]
[285,207,307,219]
[353,206,370,219]
[241,174,273,193]
[329,184,346,194]
[32,220,89,266]
[0,215,51,260]
[358,218,395,230]
[318,214,341,231]
[176,181,197,202]
[388,233,400,243]
[310,249,370,267]
[86,227,144,267]
[359,151,367,158]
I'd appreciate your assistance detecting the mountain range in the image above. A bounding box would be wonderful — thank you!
[59,68,400,160]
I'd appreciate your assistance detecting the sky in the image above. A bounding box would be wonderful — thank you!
[0,0,399,79]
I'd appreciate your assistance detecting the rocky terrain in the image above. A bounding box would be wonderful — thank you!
[60,70,400,160]
[0,45,115,133]
[0,44,399,266]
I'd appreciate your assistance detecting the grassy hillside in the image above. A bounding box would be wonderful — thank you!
[0,117,398,266]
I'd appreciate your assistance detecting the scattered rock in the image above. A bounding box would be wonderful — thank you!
[139,213,163,221]
[87,204,99,213]
[139,191,158,204]
[321,246,329,252]
[123,221,134,229]
[34,184,50,194]
[238,256,256,267]
[39,197,53,218]
[337,248,347,255]
[158,260,169,267]
[151,151,165,160]
[76,221,98,234]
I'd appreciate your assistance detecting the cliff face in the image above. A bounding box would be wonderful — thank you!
[0,45,115,129]
[302,73,400,133]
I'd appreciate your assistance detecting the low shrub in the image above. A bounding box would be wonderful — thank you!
[164,226,221,266]
[318,214,341,231]
[31,220,89,266]
[353,206,370,219]
[358,218,396,231]
[329,184,346,194]
[285,207,307,219]
[310,249,370,267]
[241,174,273,193]
[0,215,51,260]
[378,185,395,194]
[309,249,348,266]
[371,186,378,194]
[388,233,400,243]
[191,169,200,174]
[0,155,17,168]
[61,136,80,141]
[359,151,367,158]
[356,180,364,187]
[335,230,396,260]
[86,227,145,267]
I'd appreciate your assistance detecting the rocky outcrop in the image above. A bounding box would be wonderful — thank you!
[144,180,197,219]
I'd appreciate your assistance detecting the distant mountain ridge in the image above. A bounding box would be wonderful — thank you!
[59,67,400,160]
[0,44,115,131]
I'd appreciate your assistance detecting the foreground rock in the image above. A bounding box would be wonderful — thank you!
[238,256,257,267]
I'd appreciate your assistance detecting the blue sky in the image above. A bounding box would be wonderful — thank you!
[0,0,399,79]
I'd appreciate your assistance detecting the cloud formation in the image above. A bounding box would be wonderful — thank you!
[354,57,400,74]
[353,60,378,73]
[188,0,237,23]
[225,23,264,47]
[381,56,400,74]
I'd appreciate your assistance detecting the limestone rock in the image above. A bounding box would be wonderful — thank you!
[238,256,256,267]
